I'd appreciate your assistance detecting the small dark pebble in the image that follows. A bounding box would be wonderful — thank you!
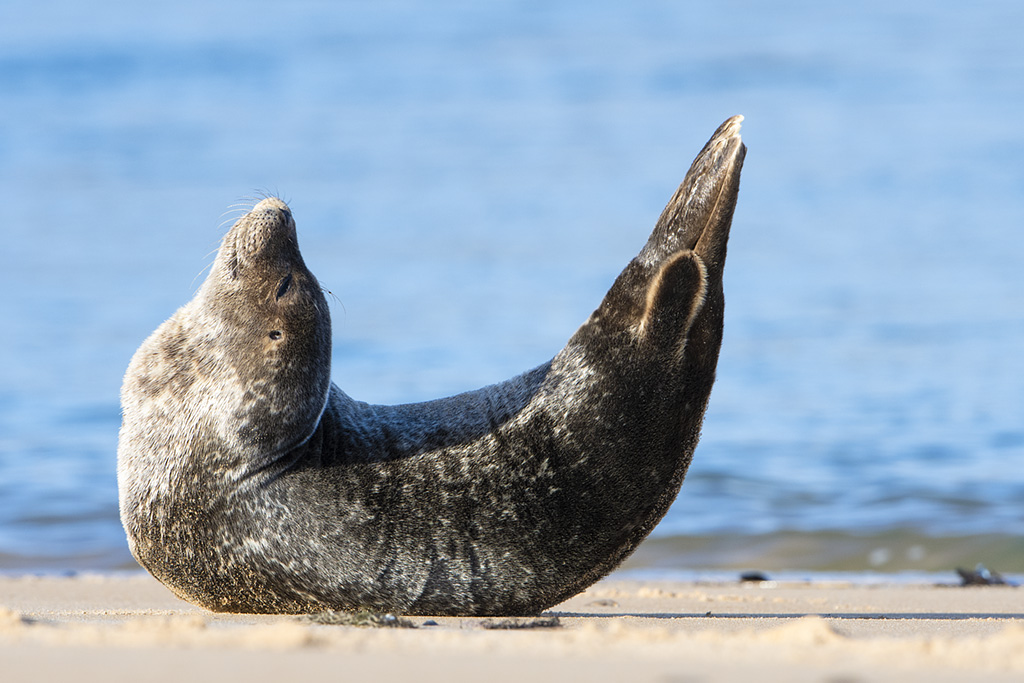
[421,619,439,626]
[956,565,1011,586]
[479,616,562,630]
[588,599,620,607]
[300,611,418,628]
[739,571,770,583]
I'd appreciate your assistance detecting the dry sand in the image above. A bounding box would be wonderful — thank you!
[2,572,1022,682]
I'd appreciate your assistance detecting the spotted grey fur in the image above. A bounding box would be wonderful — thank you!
[118,116,746,615]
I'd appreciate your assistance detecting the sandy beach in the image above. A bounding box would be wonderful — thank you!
[2,572,1022,682]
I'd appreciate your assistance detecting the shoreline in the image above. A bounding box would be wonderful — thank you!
[3,566,1018,588]
[7,528,1024,576]
[2,572,1022,681]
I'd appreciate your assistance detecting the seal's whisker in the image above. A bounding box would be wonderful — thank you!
[222,205,253,215]
[189,261,214,292]
[225,202,258,214]
[218,214,247,231]
[322,287,345,313]
[227,197,262,215]
[190,241,224,290]
[219,204,254,225]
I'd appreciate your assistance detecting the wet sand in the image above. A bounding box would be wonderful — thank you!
[2,573,1022,682]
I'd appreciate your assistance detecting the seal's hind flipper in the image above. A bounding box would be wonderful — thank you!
[587,117,744,336]
[635,250,708,355]
[639,115,745,279]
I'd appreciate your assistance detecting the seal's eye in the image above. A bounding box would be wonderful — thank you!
[276,274,293,300]
[269,330,283,340]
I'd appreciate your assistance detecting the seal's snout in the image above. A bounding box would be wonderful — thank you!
[221,197,301,278]
[247,198,295,237]
[252,197,292,222]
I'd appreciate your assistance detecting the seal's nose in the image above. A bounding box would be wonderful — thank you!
[249,198,295,236]
[223,197,298,271]
[250,198,293,229]
[252,197,289,213]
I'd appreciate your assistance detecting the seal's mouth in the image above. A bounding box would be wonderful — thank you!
[220,198,298,280]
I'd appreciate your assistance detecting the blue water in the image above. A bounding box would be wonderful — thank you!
[1,0,1023,573]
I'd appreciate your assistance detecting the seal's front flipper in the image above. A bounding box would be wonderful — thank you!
[635,250,707,356]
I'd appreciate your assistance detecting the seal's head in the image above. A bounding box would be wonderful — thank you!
[195,197,332,453]
[120,198,332,481]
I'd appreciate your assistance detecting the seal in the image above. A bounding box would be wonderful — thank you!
[118,116,746,616]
